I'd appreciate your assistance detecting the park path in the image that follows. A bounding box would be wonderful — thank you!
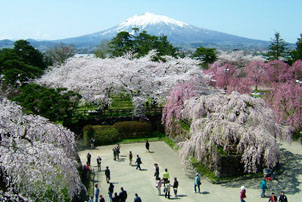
[79,141,302,202]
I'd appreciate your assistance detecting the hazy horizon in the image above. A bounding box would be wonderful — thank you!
[1,0,301,43]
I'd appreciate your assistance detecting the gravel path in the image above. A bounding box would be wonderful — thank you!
[79,141,302,202]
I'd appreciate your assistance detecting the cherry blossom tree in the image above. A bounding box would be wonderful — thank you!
[264,60,291,84]
[0,98,85,201]
[267,82,302,128]
[178,91,293,173]
[35,52,209,116]
[289,59,302,81]
[205,62,250,94]
[161,82,198,134]
[244,60,268,90]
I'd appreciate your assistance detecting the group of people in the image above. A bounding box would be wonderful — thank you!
[153,163,181,199]
[240,184,288,202]
[86,144,143,202]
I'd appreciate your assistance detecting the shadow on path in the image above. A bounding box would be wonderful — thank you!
[221,148,302,194]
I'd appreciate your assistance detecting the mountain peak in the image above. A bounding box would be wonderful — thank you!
[118,12,189,29]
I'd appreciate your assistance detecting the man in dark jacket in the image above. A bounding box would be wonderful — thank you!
[134,193,142,202]
[278,191,288,202]
[119,187,127,202]
[136,155,142,170]
[105,166,110,183]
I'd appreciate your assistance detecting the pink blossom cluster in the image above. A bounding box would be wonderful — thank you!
[206,59,302,128]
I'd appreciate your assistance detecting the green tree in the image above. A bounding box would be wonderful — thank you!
[290,34,302,62]
[109,31,134,57]
[0,40,46,88]
[13,40,47,69]
[109,30,178,60]
[267,32,288,61]
[13,84,81,126]
[46,43,75,65]
[192,46,217,69]
[155,35,178,58]
[95,40,111,58]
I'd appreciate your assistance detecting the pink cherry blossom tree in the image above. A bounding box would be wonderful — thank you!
[244,60,268,90]
[264,60,291,84]
[267,81,302,128]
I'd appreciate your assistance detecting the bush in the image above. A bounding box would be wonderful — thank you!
[83,125,119,146]
[113,121,152,139]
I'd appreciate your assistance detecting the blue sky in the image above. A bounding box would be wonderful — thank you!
[1,0,301,42]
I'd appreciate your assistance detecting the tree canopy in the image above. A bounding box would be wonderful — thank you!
[267,32,289,61]
[13,83,81,127]
[192,46,217,68]
[0,40,46,88]
[109,30,177,59]
[290,34,302,63]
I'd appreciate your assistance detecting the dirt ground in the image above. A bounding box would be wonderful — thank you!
[79,141,302,202]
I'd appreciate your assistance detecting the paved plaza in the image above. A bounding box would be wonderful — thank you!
[79,141,302,202]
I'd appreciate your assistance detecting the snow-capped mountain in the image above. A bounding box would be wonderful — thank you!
[0,12,269,50]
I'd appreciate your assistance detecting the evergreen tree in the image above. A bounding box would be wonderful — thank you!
[192,46,217,69]
[290,34,302,62]
[109,31,134,57]
[267,32,288,61]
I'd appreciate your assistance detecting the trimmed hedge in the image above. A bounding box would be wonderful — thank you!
[113,121,152,139]
[83,125,119,145]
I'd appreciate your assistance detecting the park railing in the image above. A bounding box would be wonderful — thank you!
[76,107,163,119]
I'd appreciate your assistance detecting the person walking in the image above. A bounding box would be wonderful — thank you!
[88,196,93,202]
[162,168,170,186]
[145,140,150,152]
[112,192,120,202]
[105,166,111,183]
[268,193,277,202]
[278,191,288,202]
[91,137,95,149]
[113,147,117,161]
[260,178,267,198]
[94,184,100,202]
[165,181,172,199]
[129,151,133,166]
[97,156,102,172]
[134,193,142,202]
[194,173,201,193]
[154,163,159,180]
[87,152,92,165]
[116,144,121,160]
[155,177,162,196]
[119,187,127,202]
[99,195,105,202]
[173,177,179,197]
[108,183,114,202]
[240,186,247,202]
[136,155,142,170]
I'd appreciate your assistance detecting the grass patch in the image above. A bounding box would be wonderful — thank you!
[191,158,220,182]
[162,136,177,150]
[179,120,190,132]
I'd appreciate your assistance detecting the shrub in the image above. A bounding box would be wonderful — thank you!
[113,121,152,139]
[83,125,119,145]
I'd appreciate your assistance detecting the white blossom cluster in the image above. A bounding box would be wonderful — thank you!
[178,91,293,173]
[217,50,265,67]
[0,98,84,201]
[35,52,208,110]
